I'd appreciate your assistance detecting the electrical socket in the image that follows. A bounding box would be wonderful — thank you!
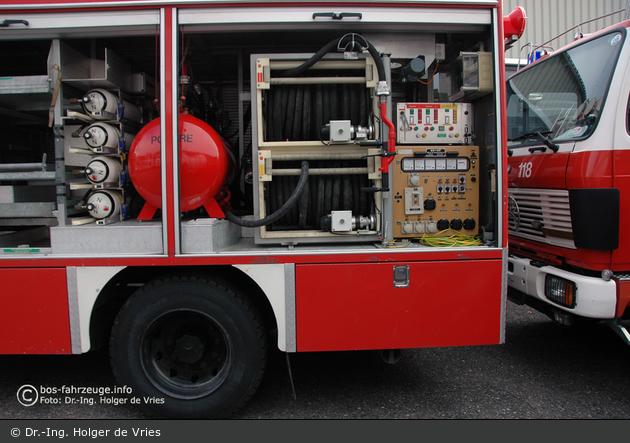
[435,43,445,61]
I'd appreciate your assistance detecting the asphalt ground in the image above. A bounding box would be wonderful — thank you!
[1,302,629,420]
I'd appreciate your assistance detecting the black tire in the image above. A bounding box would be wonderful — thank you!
[109,276,267,419]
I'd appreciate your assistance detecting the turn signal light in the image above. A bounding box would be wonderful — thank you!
[544,275,576,308]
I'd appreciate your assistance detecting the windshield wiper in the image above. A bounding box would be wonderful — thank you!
[509,130,552,141]
[509,130,559,153]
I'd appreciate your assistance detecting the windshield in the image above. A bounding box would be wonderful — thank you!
[507,31,624,147]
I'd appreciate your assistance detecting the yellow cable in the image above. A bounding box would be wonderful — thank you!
[416,229,482,247]
[384,240,412,249]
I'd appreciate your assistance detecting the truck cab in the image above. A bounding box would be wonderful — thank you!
[506,21,630,342]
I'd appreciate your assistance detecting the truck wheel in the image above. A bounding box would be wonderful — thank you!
[110,276,267,419]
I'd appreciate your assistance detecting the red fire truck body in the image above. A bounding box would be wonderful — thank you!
[506,17,630,343]
[0,0,519,418]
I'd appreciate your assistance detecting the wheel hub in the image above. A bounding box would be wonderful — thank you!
[174,334,205,364]
[141,309,231,399]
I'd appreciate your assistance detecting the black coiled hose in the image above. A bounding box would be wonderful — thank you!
[225,161,309,227]
[279,34,386,83]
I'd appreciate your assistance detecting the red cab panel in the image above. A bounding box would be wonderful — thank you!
[508,152,570,188]
[0,268,71,354]
[566,150,614,189]
[296,259,503,352]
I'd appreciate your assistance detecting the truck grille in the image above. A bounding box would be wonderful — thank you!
[508,188,576,249]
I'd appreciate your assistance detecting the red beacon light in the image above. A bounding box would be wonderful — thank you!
[503,6,527,47]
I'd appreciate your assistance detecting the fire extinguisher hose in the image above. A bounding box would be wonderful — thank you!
[225,161,309,227]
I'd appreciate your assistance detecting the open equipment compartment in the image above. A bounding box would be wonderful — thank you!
[0,1,519,421]
[0,5,501,255]
[175,8,499,250]
[0,16,160,254]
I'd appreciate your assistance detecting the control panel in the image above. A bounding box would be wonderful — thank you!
[397,103,472,144]
[392,145,479,238]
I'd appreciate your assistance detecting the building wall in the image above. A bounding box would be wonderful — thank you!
[504,0,628,61]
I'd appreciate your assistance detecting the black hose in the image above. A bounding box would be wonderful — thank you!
[225,161,309,227]
[324,174,333,215]
[309,175,318,226]
[285,86,296,140]
[269,34,386,142]
[297,173,309,229]
[330,84,338,120]
[352,174,361,215]
[277,34,386,84]
[266,89,275,141]
[332,162,341,210]
[350,85,358,124]
[289,175,298,225]
[292,84,304,141]
[359,88,367,126]
[342,165,352,210]
[316,175,325,224]
[273,87,283,141]
[323,84,330,126]
[279,39,339,77]
[283,176,293,225]
[314,84,323,140]
[275,175,284,222]
[280,87,289,140]
[364,40,386,84]
[341,85,350,120]
[302,86,311,140]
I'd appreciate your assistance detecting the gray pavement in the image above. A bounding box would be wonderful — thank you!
[1,302,629,419]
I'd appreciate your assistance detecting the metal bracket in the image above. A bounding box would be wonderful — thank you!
[312,12,362,20]
[0,19,28,27]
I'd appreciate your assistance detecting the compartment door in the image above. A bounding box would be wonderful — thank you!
[0,268,71,354]
[296,259,503,352]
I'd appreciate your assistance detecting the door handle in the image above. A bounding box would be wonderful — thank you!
[0,19,29,27]
[312,12,362,20]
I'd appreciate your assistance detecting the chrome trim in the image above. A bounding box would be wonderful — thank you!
[0,10,159,35]
[0,244,502,261]
[181,244,502,258]
[284,263,296,353]
[66,266,82,354]
[160,8,169,255]
[493,7,505,248]
[0,1,500,11]
[179,6,492,29]
[500,247,507,344]
[172,8,181,254]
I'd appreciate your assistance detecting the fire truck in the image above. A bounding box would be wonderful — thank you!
[0,0,524,418]
[506,11,630,344]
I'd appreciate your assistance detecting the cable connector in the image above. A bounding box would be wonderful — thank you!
[381,149,397,158]
[375,80,390,96]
